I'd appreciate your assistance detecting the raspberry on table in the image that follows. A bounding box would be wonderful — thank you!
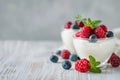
[61,49,71,59]
[64,21,72,29]
[99,24,108,32]
[75,58,90,72]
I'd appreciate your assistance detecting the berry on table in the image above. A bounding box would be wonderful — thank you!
[75,58,90,72]
[106,31,114,38]
[62,60,72,70]
[78,26,91,38]
[50,55,58,63]
[64,21,72,29]
[75,32,81,37]
[61,49,70,59]
[94,26,106,38]
[70,54,79,62]
[107,53,120,67]
[56,50,61,55]
[99,24,108,32]
[77,56,81,60]
[89,34,98,43]
[72,24,80,29]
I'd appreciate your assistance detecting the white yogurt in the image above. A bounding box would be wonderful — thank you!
[73,38,116,63]
[61,29,79,53]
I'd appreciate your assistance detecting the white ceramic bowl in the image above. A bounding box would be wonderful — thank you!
[73,37,116,63]
[61,29,79,53]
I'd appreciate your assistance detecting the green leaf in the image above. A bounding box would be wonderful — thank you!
[82,18,87,25]
[75,14,82,23]
[89,67,102,73]
[92,20,102,27]
[95,61,101,66]
[89,55,96,63]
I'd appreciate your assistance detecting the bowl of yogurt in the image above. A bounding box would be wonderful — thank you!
[73,19,116,66]
[61,21,84,53]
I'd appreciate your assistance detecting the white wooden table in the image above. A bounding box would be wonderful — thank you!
[0,41,120,80]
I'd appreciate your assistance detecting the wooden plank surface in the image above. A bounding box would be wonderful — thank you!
[0,41,120,80]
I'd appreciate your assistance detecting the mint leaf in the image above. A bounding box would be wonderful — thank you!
[75,14,82,23]
[89,55,96,63]
[82,18,87,25]
[95,61,101,66]
[92,20,102,27]
[89,67,101,73]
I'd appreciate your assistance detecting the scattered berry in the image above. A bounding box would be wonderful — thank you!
[79,26,91,38]
[79,21,84,27]
[61,49,70,59]
[75,58,90,72]
[89,34,97,43]
[107,53,120,67]
[62,60,72,70]
[50,55,58,63]
[72,24,80,29]
[106,31,114,38]
[99,24,108,32]
[70,54,79,62]
[64,21,72,29]
[94,26,106,38]
[56,50,61,55]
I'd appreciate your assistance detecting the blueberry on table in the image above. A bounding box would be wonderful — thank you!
[50,55,58,63]
[70,54,79,62]
[72,24,80,29]
[106,31,114,38]
[89,34,97,43]
[62,60,72,70]
[56,50,61,55]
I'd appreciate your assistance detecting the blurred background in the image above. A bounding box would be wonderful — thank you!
[0,0,120,41]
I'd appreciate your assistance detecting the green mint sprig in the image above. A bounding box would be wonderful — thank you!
[89,55,102,73]
[75,14,82,23]
[87,18,102,29]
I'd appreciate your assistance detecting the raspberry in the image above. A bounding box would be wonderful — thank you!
[64,21,72,29]
[94,27,106,38]
[61,49,70,59]
[107,53,120,67]
[75,58,90,72]
[75,32,81,37]
[99,24,108,32]
[79,21,84,27]
[74,21,84,27]
[79,26,91,38]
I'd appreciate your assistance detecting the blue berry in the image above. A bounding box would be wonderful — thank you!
[56,50,61,55]
[77,56,81,60]
[106,31,114,38]
[89,34,97,43]
[70,54,78,62]
[50,55,58,63]
[72,24,80,29]
[62,60,71,70]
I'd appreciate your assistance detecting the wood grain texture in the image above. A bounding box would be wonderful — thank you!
[0,41,120,80]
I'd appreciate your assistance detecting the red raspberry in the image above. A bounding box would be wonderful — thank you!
[107,53,120,67]
[75,32,81,37]
[74,21,84,27]
[99,24,108,32]
[94,27,106,38]
[64,21,72,29]
[75,58,90,72]
[79,21,84,27]
[61,49,70,59]
[79,26,91,38]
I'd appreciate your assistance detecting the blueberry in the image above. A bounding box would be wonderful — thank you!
[77,56,81,60]
[50,55,58,63]
[62,60,71,70]
[89,34,97,43]
[56,50,61,55]
[70,54,78,62]
[106,31,114,38]
[72,24,80,29]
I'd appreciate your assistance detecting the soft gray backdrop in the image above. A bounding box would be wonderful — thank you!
[0,0,120,40]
